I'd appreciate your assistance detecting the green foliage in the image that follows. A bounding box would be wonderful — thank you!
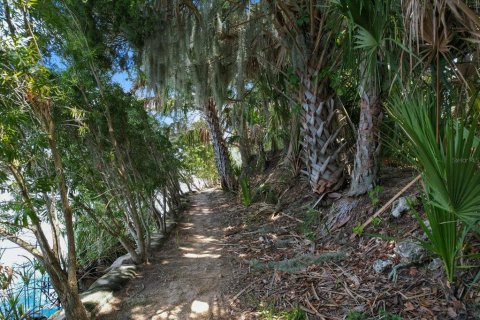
[333,0,395,82]
[0,8,184,318]
[371,217,382,227]
[260,304,307,320]
[286,67,300,88]
[75,215,123,269]
[0,291,24,320]
[252,183,278,204]
[239,176,252,206]
[296,15,309,28]
[353,224,364,235]
[388,92,480,281]
[347,312,367,320]
[175,121,218,186]
[390,93,480,223]
[368,185,384,206]
[347,310,402,320]
[0,258,43,320]
[299,208,318,241]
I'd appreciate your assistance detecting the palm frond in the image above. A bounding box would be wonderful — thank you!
[389,92,480,219]
[388,91,480,281]
[354,26,379,52]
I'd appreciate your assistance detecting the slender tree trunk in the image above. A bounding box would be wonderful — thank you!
[9,240,87,320]
[257,141,266,171]
[5,166,72,301]
[348,88,382,196]
[89,68,148,263]
[44,193,62,260]
[49,274,89,320]
[239,142,250,174]
[44,111,89,319]
[2,0,16,38]
[253,124,267,172]
[238,117,251,176]
[152,197,166,232]
[203,98,237,191]
[104,104,148,263]
[300,68,346,194]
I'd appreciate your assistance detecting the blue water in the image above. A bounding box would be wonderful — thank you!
[0,270,60,319]
[42,308,59,317]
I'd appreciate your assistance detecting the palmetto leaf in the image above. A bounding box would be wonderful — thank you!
[354,26,379,52]
[445,125,480,223]
[388,92,480,281]
[389,93,480,224]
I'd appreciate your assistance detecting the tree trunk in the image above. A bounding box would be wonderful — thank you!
[238,119,251,176]
[5,165,89,319]
[348,88,382,196]
[300,68,346,194]
[285,110,301,165]
[48,272,89,320]
[203,98,237,191]
[104,104,148,263]
[250,123,266,172]
[60,285,90,319]
[43,113,89,320]
[2,0,16,38]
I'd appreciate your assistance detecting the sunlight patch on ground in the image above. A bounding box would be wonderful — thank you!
[96,297,122,317]
[197,207,211,214]
[131,304,155,320]
[189,300,210,318]
[192,235,219,243]
[183,252,221,258]
[178,246,195,252]
[153,305,184,319]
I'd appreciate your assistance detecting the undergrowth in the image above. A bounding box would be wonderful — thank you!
[299,208,318,241]
[347,310,402,320]
[260,304,307,320]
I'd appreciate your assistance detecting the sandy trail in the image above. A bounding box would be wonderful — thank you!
[97,190,236,320]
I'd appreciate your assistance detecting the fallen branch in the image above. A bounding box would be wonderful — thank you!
[277,211,304,223]
[301,299,326,320]
[311,282,320,300]
[351,175,421,240]
[229,280,259,305]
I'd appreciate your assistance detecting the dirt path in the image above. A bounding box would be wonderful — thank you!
[97,190,238,320]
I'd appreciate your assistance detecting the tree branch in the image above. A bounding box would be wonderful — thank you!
[2,0,16,38]
[0,227,44,260]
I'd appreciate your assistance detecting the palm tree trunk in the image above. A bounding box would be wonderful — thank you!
[300,69,346,194]
[348,89,382,196]
[204,98,237,191]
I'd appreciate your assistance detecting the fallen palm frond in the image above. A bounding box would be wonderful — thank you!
[249,252,345,273]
